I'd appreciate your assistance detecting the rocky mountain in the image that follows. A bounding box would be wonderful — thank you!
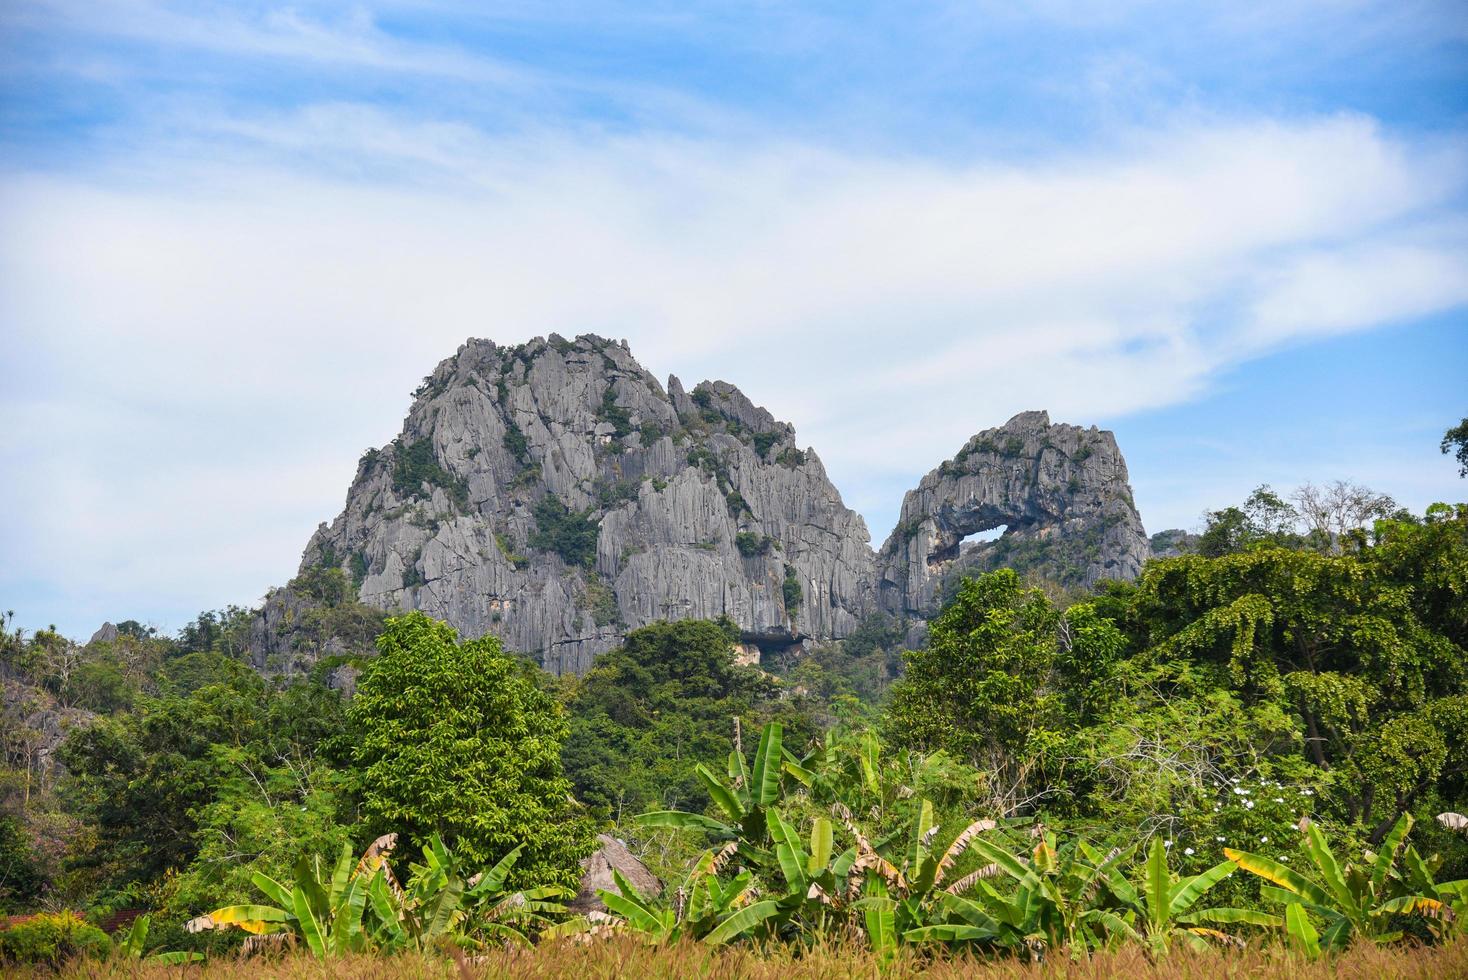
[289,334,1151,675]
[876,411,1151,618]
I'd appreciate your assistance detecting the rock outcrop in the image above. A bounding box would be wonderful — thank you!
[875,411,1150,618]
[290,335,1151,675]
[299,335,875,675]
[571,834,663,915]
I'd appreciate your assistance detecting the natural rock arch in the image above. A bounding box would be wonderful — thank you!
[875,411,1149,618]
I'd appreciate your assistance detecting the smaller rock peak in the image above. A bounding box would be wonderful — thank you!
[1001,410,1051,430]
[690,381,786,436]
[667,374,694,417]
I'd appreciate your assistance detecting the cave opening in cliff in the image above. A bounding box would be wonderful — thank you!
[928,524,1009,566]
[960,525,1007,547]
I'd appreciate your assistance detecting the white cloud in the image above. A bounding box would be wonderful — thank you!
[1245,238,1468,347]
[2,106,1465,634]
[3,0,525,82]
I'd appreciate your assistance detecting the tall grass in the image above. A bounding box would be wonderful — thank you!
[37,936,1468,980]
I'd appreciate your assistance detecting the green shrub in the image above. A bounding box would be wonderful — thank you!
[349,550,370,588]
[529,496,599,567]
[687,445,718,471]
[0,911,111,965]
[503,422,531,466]
[495,533,529,569]
[752,431,780,456]
[595,479,639,508]
[735,531,772,557]
[599,387,633,438]
[775,447,806,468]
[392,438,470,509]
[0,816,43,912]
[690,388,722,424]
[293,565,352,606]
[782,565,802,617]
[580,576,621,627]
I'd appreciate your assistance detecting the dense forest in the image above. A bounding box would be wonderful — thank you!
[2,458,1467,969]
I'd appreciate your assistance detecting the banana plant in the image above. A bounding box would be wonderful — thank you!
[762,808,860,938]
[369,835,569,951]
[1393,841,1467,941]
[199,839,385,957]
[637,722,787,852]
[115,914,204,964]
[1088,837,1272,953]
[929,828,1135,956]
[782,728,887,815]
[608,804,865,946]
[1225,813,1436,953]
[980,832,1099,953]
[597,849,778,945]
[1412,813,1468,938]
[848,800,1014,956]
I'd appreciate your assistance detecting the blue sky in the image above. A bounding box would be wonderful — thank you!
[2,1,1466,639]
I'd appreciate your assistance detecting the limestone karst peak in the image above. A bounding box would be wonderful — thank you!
[277,337,1149,675]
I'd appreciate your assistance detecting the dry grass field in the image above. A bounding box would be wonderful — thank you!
[36,936,1468,980]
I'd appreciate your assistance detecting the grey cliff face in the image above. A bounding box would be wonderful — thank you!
[874,410,1150,618]
[292,337,1150,675]
[299,334,875,675]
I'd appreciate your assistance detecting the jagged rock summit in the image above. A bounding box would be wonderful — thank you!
[876,411,1150,618]
[294,334,1150,674]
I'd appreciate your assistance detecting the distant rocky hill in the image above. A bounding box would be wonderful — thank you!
[281,334,1151,674]
[877,411,1150,617]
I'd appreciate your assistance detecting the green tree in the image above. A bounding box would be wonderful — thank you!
[771,613,907,721]
[782,565,803,616]
[57,660,350,911]
[561,618,812,819]
[175,607,254,660]
[0,815,43,912]
[292,565,353,607]
[1130,516,1468,835]
[1197,485,1302,557]
[884,570,1124,813]
[1444,418,1468,478]
[348,612,594,890]
[64,655,136,713]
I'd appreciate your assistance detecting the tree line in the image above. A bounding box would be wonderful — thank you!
[0,458,1464,965]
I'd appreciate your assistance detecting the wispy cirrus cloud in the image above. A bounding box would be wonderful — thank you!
[1,1,517,79]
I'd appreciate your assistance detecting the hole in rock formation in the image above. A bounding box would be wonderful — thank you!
[961,525,1007,548]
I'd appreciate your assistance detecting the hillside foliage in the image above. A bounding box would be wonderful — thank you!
[1,487,1465,970]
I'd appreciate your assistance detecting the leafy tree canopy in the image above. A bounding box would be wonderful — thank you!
[348,612,595,890]
[1444,417,1468,478]
[562,618,819,820]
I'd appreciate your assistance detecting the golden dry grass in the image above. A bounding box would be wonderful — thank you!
[36,936,1468,980]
